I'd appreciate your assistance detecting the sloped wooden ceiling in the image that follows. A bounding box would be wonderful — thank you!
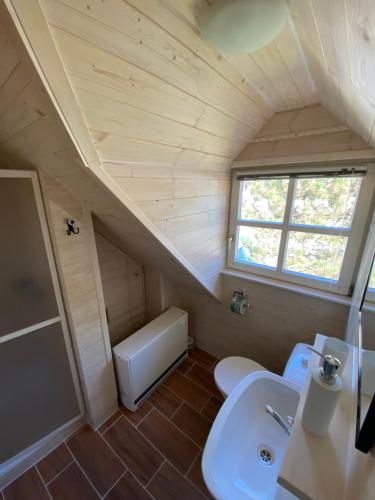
[29,0,318,288]
[287,0,375,148]
[0,2,225,298]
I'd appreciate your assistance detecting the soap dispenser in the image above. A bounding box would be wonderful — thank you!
[302,347,342,437]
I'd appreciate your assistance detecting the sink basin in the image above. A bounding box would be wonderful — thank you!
[202,371,300,500]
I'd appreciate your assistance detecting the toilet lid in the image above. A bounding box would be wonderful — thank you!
[214,356,267,396]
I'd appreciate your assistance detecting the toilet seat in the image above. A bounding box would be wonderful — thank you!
[214,356,268,398]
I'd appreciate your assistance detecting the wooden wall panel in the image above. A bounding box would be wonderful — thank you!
[39,171,118,429]
[104,162,230,283]
[236,105,374,163]
[94,231,146,347]
[237,130,370,162]
[253,104,346,139]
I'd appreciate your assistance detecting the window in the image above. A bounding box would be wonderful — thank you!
[228,165,375,294]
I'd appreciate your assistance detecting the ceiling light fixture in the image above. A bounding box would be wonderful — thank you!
[198,0,288,54]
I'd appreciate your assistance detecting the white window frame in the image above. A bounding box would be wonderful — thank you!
[228,164,375,295]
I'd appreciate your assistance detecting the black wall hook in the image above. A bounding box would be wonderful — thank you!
[66,218,80,235]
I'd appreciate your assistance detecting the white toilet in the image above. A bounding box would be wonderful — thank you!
[214,356,268,399]
[214,343,312,398]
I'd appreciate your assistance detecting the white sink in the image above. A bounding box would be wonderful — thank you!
[202,371,300,500]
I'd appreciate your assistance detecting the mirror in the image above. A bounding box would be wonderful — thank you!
[358,252,375,453]
[353,214,375,453]
[361,255,375,396]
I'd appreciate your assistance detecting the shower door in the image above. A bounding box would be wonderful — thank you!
[0,170,82,465]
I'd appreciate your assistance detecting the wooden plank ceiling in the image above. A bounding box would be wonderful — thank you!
[40,0,318,162]
[287,0,375,147]
[0,2,224,299]
[32,0,320,289]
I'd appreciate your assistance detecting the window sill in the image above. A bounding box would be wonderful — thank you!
[221,267,352,306]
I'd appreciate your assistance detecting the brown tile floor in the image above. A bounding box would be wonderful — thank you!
[2,348,222,499]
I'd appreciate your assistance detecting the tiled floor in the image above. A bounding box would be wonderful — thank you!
[2,348,222,499]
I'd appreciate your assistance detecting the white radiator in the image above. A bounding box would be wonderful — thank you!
[112,307,188,411]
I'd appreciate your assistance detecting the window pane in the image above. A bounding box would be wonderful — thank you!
[291,176,361,228]
[240,179,289,222]
[284,232,347,281]
[236,226,282,268]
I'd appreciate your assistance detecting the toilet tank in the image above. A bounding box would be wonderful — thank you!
[112,307,188,411]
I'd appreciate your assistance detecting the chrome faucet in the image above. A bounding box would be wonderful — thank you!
[265,405,294,436]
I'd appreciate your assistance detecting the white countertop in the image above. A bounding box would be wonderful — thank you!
[278,334,356,500]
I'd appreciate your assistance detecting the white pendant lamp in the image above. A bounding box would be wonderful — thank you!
[199,0,288,54]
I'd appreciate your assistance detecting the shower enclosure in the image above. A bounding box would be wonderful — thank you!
[0,170,82,471]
